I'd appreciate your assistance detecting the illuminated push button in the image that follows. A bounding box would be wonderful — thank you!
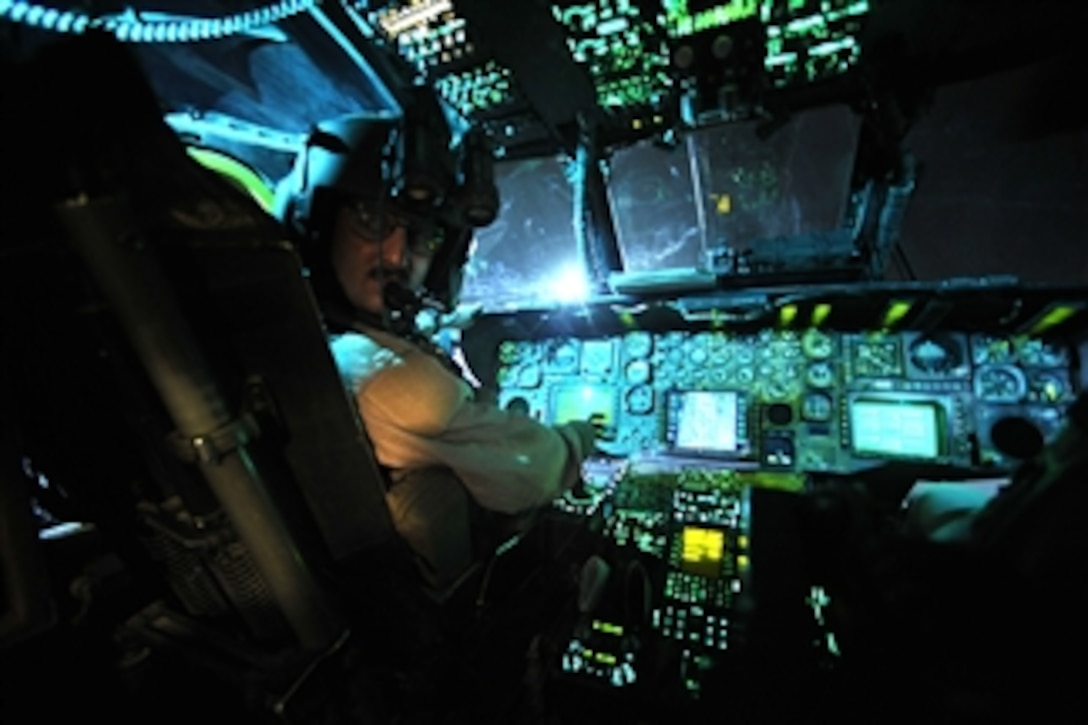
[611,667,624,687]
[622,662,637,684]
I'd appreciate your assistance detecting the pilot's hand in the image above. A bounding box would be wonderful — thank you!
[588,413,615,442]
[565,420,600,460]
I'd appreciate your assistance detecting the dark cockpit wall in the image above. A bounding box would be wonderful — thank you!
[4,2,1088,724]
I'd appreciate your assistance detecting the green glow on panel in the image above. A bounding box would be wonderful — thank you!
[881,300,913,330]
[1029,304,1080,335]
[665,0,759,37]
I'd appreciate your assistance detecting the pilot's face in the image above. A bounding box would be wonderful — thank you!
[330,200,434,316]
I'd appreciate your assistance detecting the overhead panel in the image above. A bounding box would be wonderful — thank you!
[762,0,870,90]
[362,0,523,120]
[550,0,676,140]
[356,0,875,156]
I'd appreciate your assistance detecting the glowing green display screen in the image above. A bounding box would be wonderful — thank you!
[850,399,943,460]
[552,385,618,428]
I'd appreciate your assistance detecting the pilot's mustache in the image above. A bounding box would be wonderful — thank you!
[369,267,408,283]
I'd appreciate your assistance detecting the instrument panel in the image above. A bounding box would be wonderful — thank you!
[512,327,1078,702]
[494,329,1077,471]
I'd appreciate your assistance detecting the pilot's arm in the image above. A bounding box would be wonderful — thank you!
[333,330,596,514]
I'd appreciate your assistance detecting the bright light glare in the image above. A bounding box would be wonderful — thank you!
[545,265,590,304]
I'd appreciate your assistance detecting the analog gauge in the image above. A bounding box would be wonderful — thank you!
[497,366,515,387]
[972,335,1014,366]
[737,367,754,384]
[517,364,542,388]
[505,396,531,416]
[498,341,519,364]
[806,361,835,388]
[1017,338,1068,367]
[974,365,1027,403]
[581,339,615,375]
[735,346,754,365]
[802,329,834,360]
[908,333,964,375]
[764,381,789,400]
[690,346,708,365]
[546,340,580,372]
[853,340,902,377]
[625,385,654,415]
[667,348,685,369]
[662,331,686,350]
[1030,371,1068,403]
[802,392,833,422]
[623,331,653,360]
[625,360,651,385]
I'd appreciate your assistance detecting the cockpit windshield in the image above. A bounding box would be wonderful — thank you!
[462,103,860,311]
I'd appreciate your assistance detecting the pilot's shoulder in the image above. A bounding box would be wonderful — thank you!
[332,331,469,434]
[329,331,397,385]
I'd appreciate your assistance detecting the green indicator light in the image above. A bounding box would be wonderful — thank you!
[882,300,913,329]
[1029,304,1080,334]
[779,303,798,327]
[785,13,824,33]
[592,619,625,635]
[811,303,832,326]
[810,37,856,56]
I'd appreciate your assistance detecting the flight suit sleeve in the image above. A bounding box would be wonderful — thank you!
[358,351,596,514]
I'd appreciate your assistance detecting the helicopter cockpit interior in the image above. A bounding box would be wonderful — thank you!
[3,2,1088,723]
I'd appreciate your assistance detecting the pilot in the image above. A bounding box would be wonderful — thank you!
[274,95,597,589]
